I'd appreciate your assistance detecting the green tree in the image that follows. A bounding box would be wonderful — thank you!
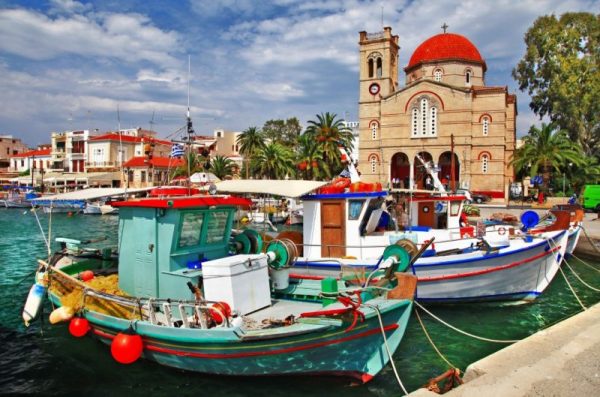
[568,156,600,193]
[305,112,353,178]
[171,151,206,180]
[237,126,266,178]
[513,12,600,156]
[255,143,295,180]
[262,117,302,147]
[210,155,235,180]
[295,133,327,180]
[510,123,583,192]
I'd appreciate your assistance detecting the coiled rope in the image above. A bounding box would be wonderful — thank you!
[414,301,519,343]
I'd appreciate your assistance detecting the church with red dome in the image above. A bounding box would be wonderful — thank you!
[358,27,516,202]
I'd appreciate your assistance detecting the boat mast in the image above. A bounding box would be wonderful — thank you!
[186,55,194,195]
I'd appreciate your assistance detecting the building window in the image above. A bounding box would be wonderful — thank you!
[141,171,146,183]
[411,96,439,138]
[370,157,377,173]
[434,69,442,82]
[370,122,379,140]
[466,69,472,84]
[412,108,419,136]
[430,107,437,135]
[376,58,382,78]
[482,117,489,136]
[368,59,374,78]
[482,154,489,173]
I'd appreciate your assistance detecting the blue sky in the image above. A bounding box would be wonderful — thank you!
[0,0,598,147]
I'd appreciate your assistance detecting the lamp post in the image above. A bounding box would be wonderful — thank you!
[40,164,45,194]
[31,155,35,190]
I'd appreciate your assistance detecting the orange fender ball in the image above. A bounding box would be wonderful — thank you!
[80,270,94,282]
[111,332,143,364]
[69,317,90,338]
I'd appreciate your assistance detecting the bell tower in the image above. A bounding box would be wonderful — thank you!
[358,27,399,103]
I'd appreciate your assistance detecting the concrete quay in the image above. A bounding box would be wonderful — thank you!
[408,207,600,397]
[409,303,600,397]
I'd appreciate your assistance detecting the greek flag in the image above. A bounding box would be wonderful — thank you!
[339,168,351,178]
[170,144,185,158]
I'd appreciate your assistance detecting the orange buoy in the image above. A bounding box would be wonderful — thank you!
[68,317,90,338]
[209,301,232,324]
[80,270,94,282]
[111,330,143,364]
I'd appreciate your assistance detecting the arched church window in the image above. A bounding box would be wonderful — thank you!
[368,59,374,78]
[368,154,378,174]
[411,95,439,138]
[434,69,442,82]
[412,108,419,136]
[376,58,383,78]
[482,154,489,173]
[465,69,472,84]
[421,98,428,134]
[430,107,437,135]
[482,117,489,136]
[370,121,379,140]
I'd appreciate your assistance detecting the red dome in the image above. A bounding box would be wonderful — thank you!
[406,33,485,71]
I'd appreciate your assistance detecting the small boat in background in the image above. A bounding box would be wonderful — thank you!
[84,201,118,215]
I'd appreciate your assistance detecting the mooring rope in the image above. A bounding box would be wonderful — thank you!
[571,253,600,273]
[562,259,600,292]
[580,225,600,254]
[31,206,50,253]
[362,303,408,396]
[558,266,587,311]
[414,307,458,369]
[414,301,519,343]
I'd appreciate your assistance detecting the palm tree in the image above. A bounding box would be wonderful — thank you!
[210,155,235,180]
[296,133,327,180]
[237,127,266,178]
[171,151,205,180]
[255,143,295,180]
[510,123,583,192]
[305,112,353,178]
[569,156,600,194]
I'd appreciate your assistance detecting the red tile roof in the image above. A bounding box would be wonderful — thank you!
[89,133,172,146]
[406,33,486,71]
[10,148,51,158]
[123,156,184,168]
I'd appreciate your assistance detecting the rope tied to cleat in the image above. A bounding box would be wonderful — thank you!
[299,290,365,332]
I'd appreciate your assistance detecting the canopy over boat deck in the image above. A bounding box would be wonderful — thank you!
[30,187,153,203]
[216,179,328,198]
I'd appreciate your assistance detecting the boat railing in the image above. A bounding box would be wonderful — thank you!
[83,288,231,329]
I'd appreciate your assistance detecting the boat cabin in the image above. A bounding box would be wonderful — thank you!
[112,196,252,301]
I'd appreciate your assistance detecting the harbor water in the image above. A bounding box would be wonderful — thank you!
[1,209,599,396]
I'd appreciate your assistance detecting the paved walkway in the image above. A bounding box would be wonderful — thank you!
[409,303,600,397]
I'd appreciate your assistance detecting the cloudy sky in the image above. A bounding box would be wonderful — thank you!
[0,0,597,146]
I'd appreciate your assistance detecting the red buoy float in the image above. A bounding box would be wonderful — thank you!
[111,329,143,364]
[68,317,90,338]
[80,270,94,282]
[209,301,232,324]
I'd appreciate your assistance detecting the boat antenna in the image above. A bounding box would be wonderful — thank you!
[186,55,194,194]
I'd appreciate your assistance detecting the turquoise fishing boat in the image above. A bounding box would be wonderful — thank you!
[25,193,416,383]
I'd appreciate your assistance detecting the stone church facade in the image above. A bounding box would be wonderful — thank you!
[358,27,516,200]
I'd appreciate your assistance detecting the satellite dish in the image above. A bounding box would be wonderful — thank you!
[208,183,217,195]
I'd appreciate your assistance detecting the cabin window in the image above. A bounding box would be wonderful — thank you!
[450,201,461,217]
[178,212,204,248]
[205,210,230,244]
[348,200,365,220]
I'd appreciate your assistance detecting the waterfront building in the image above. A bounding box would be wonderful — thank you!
[9,147,52,174]
[358,27,516,200]
[0,135,30,171]
[342,121,360,164]
[50,130,89,173]
[193,129,243,171]
[121,156,183,188]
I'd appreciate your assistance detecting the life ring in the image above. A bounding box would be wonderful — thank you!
[498,227,507,235]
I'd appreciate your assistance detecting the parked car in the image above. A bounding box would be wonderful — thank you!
[456,189,491,204]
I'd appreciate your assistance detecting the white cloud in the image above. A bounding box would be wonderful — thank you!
[0,8,181,67]
[48,0,92,15]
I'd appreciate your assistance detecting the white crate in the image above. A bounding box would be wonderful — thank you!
[202,254,271,315]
